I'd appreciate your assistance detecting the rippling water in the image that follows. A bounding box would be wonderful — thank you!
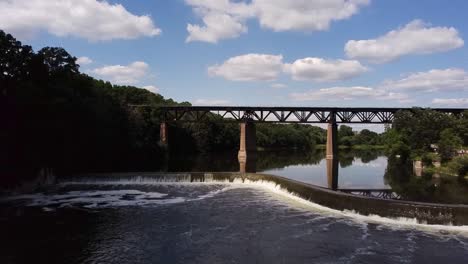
[2,176,468,264]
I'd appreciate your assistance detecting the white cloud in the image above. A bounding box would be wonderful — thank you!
[432,98,468,107]
[92,61,149,85]
[283,57,368,82]
[288,67,468,104]
[77,57,93,65]
[208,54,283,81]
[142,85,160,93]
[185,0,370,43]
[186,12,247,43]
[209,54,367,82]
[0,0,161,41]
[185,0,253,43]
[345,20,464,63]
[290,86,410,102]
[253,0,370,32]
[194,99,231,105]
[380,68,468,92]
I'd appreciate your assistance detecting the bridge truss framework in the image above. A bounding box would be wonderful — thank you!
[151,106,464,124]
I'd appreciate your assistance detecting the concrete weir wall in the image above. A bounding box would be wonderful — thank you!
[191,172,468,226]
[67,171,468,226]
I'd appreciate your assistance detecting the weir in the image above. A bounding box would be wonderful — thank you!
[62,172,468,226]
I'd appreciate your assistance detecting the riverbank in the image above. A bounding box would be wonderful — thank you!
[413,154,468,178]
[315,144,386,150]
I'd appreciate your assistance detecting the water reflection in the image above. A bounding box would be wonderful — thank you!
[165,150,468,204]
[168,149,386,190]
[326,158,338,190]
[385,156,468,204]
[166,149,468,204]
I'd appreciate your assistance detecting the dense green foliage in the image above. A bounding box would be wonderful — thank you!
[384,108,467,162]
[447,156,468,178]
[382,108,468,178]
[257,123,325,149]
[1,31,180,180]
[338,125,383,147]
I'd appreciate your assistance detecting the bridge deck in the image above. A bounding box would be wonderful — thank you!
[131,105,465,124]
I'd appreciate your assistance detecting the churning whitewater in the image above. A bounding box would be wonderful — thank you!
[3,175,468,235]
[2,174,468,264]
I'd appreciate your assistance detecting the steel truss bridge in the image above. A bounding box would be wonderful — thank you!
[141,106,465,124]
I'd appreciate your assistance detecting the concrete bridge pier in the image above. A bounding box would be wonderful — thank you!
[326,113,337,159]
[238,121,257,173]
[160,122,169,145]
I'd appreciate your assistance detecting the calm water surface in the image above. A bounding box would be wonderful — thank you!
[2,149,468,263]
[168,149,468,204]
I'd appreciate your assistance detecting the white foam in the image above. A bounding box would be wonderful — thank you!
[3,189,175,208]
[221,179,468,235]
[5,177,468,234]
[1,184,238,209]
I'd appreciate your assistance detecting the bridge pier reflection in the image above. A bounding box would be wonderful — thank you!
[326,158,339,190]
[238,121,257,173]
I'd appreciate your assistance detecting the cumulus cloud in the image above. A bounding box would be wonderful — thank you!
[380,68,468,92]
[185,0,253,43]
[77,57,93,65]
[432,98,468,107]
[253,0,370,32]
[92,61,149,85]
[289,86,410,102]
[194,99,231,105]
[209,54,368,82]
[185,0,370,43]
[283,57,368,82]
[289,67,468,104]
[186,13,247,43]
[208,54,284,81]
[0,0,161,41]
[345,20,464,63]
[142,85,160,93]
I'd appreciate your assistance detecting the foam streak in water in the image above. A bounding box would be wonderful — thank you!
[229,179,468,235]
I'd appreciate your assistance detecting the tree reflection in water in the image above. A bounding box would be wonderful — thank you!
[385,155,468,204]
[167,148,468,204]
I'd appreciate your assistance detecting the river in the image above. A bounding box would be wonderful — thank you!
[1,149,468,263]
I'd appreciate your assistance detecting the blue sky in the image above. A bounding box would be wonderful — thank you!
[1,0,468,107]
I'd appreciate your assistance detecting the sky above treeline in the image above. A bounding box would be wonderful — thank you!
[1,0,468,108]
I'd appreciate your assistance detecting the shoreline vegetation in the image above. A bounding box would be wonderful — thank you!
[1,30,468,186]
[314,144,386,150]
